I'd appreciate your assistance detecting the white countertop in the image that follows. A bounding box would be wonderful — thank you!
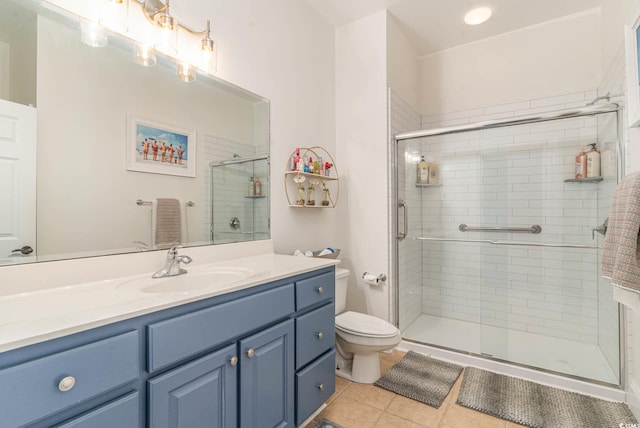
[0,252,338,353]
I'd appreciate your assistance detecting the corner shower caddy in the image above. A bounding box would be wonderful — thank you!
[284,146,339,208]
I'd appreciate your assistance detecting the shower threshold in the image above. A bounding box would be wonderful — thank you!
[403,314,618,386]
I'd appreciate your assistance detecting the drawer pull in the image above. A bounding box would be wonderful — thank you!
[316,286,324,294]
[229,356,238,366]
[58,376,76,392]
[247,348,255,358]
[315,332,324,340]
[317,383,324,392]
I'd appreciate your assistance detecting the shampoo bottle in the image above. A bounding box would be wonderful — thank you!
[575,149,587,179]
[417,156,429,184]
[428,161,440,184]
[254,178,262,196]
[248,177,255,196]
[586,143,601,178]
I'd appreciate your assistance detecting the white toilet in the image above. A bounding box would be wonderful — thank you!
[334,268,401,383]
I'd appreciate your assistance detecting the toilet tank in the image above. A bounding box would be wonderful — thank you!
[335,268,349,314]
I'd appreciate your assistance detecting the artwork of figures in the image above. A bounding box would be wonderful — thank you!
[127,115,196,177]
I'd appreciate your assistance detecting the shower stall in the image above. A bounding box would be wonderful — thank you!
[391,98,624,389]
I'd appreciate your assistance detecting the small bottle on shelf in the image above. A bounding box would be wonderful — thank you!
[586,143,601,178]
[575,149,587,179]
[248,177,255,196]
[428,161,439,184]
[254,178,262,196]
[417,156,429,184]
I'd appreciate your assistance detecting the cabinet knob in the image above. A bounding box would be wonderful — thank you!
[229,356,238,366]
[317,383,324,392]
[58,376,76,392]
[316,286,324,294]
[247,348,255,358]
[315,332,324,340]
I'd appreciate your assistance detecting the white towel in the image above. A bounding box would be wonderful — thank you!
[602,172,640,292]
[155,198,181,248]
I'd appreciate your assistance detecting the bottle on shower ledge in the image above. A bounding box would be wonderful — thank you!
[586,143,600,178]
[575,149,587,179]
[417,155,429,184]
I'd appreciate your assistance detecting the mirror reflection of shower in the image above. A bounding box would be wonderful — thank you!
[210,152,270,244]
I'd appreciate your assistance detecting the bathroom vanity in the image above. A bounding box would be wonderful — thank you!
[0,251,336,427]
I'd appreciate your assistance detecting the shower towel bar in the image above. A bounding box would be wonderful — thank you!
[459,224,542,234]
[414,236,598,249]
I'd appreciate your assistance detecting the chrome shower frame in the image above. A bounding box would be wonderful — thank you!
[389,98,626,391]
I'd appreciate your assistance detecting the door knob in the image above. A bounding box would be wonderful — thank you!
[229,356,238,366]
[11,246,33,255]
[247,348,255,358]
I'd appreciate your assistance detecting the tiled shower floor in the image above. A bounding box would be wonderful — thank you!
[403,314,618,384]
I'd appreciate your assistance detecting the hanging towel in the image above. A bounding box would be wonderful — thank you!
[155,198,181,247]
[602,171,640,292]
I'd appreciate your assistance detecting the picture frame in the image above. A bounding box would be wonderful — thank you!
[126,115,196,177]
[625,11,640,127]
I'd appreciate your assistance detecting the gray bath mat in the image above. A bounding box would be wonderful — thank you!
[457,367,637,428]
[374,351,463,408]
[313,419,344,428]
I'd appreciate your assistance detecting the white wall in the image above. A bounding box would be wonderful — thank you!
[178,0,339,256]
[336,11,389,317]
[418,9,602,116]
[387,14,419,113]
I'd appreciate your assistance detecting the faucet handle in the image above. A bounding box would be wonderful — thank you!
[168,245,184,255]
[179,255,193,264]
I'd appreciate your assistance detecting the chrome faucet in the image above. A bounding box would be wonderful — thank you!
[152,246,193,278]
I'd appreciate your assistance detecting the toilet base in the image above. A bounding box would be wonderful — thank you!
[335,352,381,384]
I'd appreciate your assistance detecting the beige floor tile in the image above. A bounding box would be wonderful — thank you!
[380,358,395,376]
[374,412,425,428]
[443,372,464,405]
[440,404,507,428]
[317,396,383,428]
[505,422,528,428]
[341,382,396,410]
[385,394,445,427]
[327,376,352,404]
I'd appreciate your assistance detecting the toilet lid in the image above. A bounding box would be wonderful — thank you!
[335,311,399,338]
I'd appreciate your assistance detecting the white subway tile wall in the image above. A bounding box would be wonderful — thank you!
[418,90,616,346]
[202,136,269,245]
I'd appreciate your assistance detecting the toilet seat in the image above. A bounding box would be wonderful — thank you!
[336,311,399,338]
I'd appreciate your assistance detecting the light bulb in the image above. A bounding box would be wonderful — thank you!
[80,20,108,47]
[464,7,492,25]
[98,0,128,33]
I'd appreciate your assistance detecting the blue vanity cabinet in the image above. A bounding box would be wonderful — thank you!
[293,271,336,425]
[0,266,335,428]
[239,319,295,428]
[148,344,238,428]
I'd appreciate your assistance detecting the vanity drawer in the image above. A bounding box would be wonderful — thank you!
[295,350,336,425]
[295,271,335,310]
[296,303,335,369]
[148,283,295,372]
[0,331,138,428]
[54,392,139,428]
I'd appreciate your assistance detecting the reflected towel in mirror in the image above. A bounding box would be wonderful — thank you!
[155,198,182,247]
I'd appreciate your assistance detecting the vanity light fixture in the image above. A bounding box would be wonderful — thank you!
[79,0,217,79]
[80,19,108,47]
[177,62,196,82]
[134,43,157,66]
[464,7,492,25]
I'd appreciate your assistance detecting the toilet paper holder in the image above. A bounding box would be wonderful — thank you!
[362,272,387,284]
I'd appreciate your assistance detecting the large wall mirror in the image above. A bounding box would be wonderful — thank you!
[0,0,270,266]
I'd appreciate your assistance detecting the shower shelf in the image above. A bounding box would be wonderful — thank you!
[284,146,340,208]
[564,177,603,183]
[415,183,443,188]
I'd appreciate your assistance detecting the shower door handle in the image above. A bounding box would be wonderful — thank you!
[398,199,408,241]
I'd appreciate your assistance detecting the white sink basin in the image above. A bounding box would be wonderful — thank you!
[117,267,256,294]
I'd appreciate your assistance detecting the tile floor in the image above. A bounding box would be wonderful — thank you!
[308,350,527,428]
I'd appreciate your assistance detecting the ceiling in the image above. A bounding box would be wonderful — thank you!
[303,0,603,56]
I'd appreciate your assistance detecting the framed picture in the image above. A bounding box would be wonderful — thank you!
[625,11,640,127]
[126,115,196,177]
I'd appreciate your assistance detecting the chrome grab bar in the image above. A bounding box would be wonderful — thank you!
[414,236,598,249]
[398,199,408,241]
[459,224,542,234]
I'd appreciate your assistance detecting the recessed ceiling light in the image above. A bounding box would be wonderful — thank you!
[464,7,492,25]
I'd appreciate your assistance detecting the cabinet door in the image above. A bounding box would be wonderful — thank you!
[148,344,237,428]
[54,392,139,428]
[240,319,294,428]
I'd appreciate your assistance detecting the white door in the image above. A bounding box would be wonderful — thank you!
[0,99,36,264]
